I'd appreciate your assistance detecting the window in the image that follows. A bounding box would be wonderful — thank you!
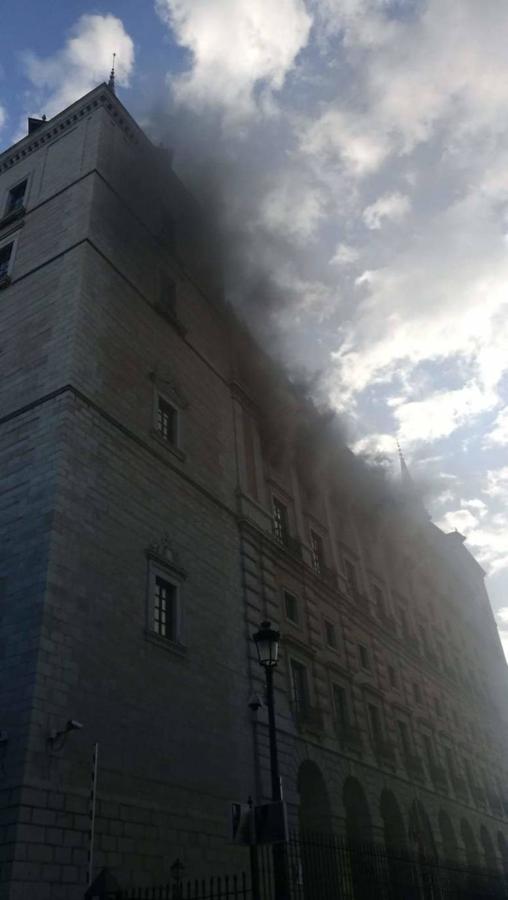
[434,697,442,717]
[5,180,27,216]
[422,734,435,769]
[344,559,358,596]
[290,659,309,713]
[273,498,289,546]
[397,720,411,758]
[367,703,382,743]
[373,585,386,617]
[310,531,324,575]
[413,682,422,704]
[332,684,349,729]
[156,394,178,445]
[324,620,337,649]
[358,643,370,670]
[445,747,456,781]
[152,575,177,640]
[284,590,299,624]
[155,272,179,324]
[0,242,13,283]
[388,664,398,688]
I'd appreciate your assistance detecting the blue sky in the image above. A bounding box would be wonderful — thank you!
[1,1,507,646]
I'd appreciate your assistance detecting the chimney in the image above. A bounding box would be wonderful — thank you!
[28,115,46,136]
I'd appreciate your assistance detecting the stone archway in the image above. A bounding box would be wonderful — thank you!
[461,818,481,896]
[438,810,461,894]
[497,831,508,877]
[297,760,337,900]
[380,790,412,899]
[297,760,334,834]
[343,777,373,900]
[408,800,438,900]
[439,809,459,862]
[480,825,498,872]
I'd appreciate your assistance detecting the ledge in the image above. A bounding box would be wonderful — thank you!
[149,429,186,462]
[0,206,25,230]
[144,630,188,658]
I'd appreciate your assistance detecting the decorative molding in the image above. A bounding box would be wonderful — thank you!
[150,367,189,410]
[146,534,187,580]
[0,88,144,175]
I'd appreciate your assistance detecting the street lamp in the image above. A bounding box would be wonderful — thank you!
[253,621,281,801]
[253,621,289,900]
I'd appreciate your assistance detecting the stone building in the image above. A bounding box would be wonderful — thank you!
[0,83,507,898]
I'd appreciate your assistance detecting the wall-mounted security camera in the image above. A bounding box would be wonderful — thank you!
[48,719,84,749]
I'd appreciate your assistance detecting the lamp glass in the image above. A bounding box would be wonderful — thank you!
[254,621,280,667]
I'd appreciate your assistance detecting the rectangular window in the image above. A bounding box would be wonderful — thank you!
[310,531,324,575]
[388,665,397,688]
[434,697,442,717]
[367,703,382,742]
[344,559,358,596]
[0,243,13,282]
[153,575,177,641]
[324,620,337,649]
[413,682,422,704]
[284,590,299,624]
[397,720,411,758]
[273,498,289,546]
[359,644,370,670]
[290,659,309,713]
[156,394,177,445]
[5,180,27,215]
[333,684,349,729]
[373,585,386,617]
[423,734,435,769]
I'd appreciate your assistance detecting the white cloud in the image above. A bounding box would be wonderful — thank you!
[393,383,498,446]
[437,508,479,534]
[485,405,508,446]
[484,467,508,499]
[0,105,5,132]
[259,175,326,242]
[351,432,396,457]
[301,107,391,177]
[23,14,135,117]
[156,0,311,118]
[363,191,410,230]
[329,242,359,266]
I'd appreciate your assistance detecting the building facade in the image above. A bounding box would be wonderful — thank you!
[0,85,507,899]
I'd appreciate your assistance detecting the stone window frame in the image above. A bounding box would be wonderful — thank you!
[150,371,188,461]
[145,545,187,656]
[1,171,32,227]
[0,235,18,288]
[323,617,338,651]
[282,587,301,627]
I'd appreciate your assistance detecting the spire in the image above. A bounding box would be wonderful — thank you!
[108,53,116,93]
[396,439,412,488]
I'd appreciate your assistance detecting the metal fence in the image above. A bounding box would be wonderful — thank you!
[109,831,508,900]
[116,872,251,899]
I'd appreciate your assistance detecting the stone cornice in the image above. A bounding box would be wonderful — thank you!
[0,84,148,174]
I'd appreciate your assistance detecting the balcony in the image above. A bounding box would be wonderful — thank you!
[404,752,424,780]
[487,791,503,816]
[272,528,303,560]
[336,721,363,753]
[373,738,396,767]
[0,205,25,231]
[429,763,448,792]
[293,704,324,735]
[450,775,469,801]
[470,785,486,808]
[319,564,338,590]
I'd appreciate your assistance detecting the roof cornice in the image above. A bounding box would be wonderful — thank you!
[0,84,151,174]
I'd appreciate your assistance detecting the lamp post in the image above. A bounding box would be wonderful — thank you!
[253,621,289,900]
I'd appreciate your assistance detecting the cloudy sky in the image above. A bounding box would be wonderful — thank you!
[1,0,507,646]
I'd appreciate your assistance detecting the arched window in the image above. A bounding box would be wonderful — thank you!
[343,777,373,900]
[380,790,411,899]
[297,761,337,900]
